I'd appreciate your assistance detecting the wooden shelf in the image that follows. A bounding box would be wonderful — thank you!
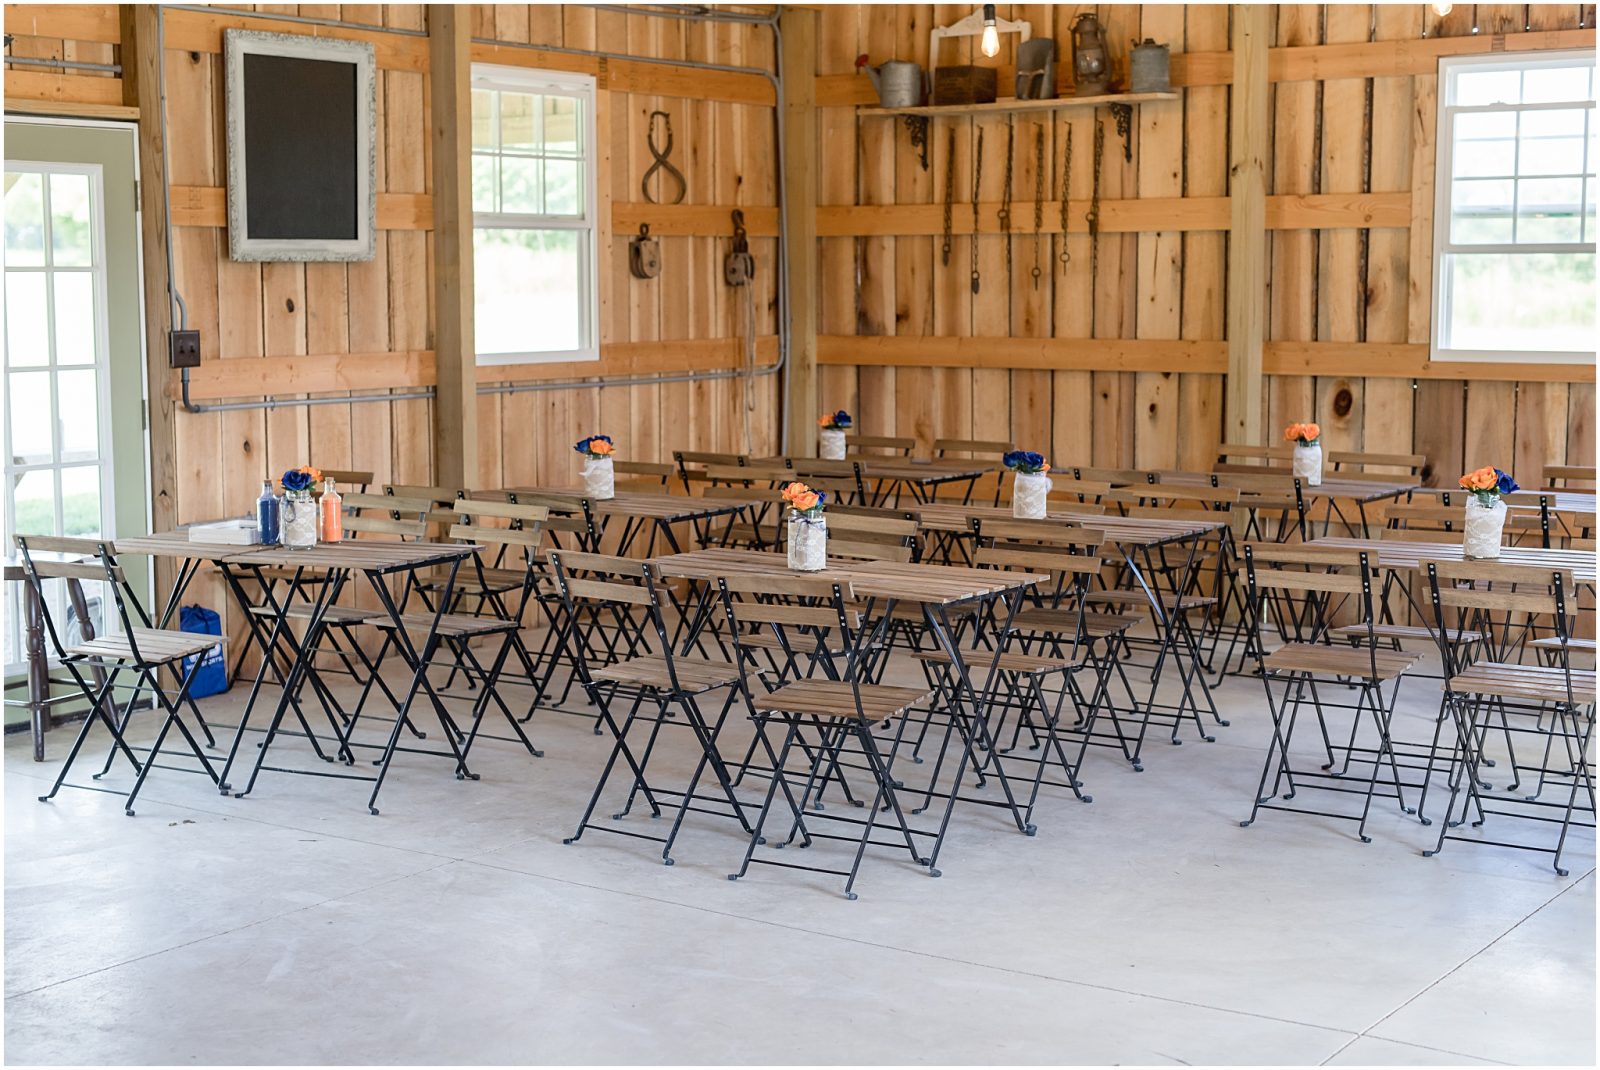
[859,91,1178,118]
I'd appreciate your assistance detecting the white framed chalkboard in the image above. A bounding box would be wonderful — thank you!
[223,29,376,262]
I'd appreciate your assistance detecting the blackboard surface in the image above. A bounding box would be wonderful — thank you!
[242,52,358,240]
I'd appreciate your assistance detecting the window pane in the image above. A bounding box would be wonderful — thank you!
[1453,137,1518,178]
[1519,136,1588,177]
[57,369,99,463]
[5,271,50,366]
[49,173,92,267]
[500,156,541,214]
[53,274,96,364]
[471,89,496,151]
[59,465,102,537]
[500,91,537,154]
[8,371,54,465]
[1517,176,1585,242]
[1522,64,1592,104]
[4,172,45,267]
[473,228,583,355]
[543,158,581,215]
[1451,178,1514,243]
[1454,68,1521,106]
[11,469,56,536]
[1444,252,1596,352]
[544,95,579,155]
[472,154,499,213]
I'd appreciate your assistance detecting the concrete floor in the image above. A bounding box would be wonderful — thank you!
[5,640,1594,1066]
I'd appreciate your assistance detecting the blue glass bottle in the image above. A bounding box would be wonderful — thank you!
[256,479,280,545]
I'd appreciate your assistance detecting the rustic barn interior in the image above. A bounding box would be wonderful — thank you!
[3,3,1595,1065]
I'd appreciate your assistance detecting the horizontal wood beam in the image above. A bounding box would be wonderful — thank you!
[3,3,121,43]
[168,187,433,229]
[817,28,1596,106]
[171,338,781,400]
[611,202,780,237]
[162,8,430,72]
[472,42,775,106]
[2,95,138,121]
[4,69,125,107]
[820,336,1596,383]
[817,193,1409,237]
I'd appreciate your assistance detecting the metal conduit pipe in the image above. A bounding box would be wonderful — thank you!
[3,55,124,74]
[174,7,793,452]
[163,5,429,36]
[583,5,779,26]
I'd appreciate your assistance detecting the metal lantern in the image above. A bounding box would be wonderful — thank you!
[1070,12,1110,97]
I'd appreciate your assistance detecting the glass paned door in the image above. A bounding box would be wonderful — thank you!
[3,161,116,666]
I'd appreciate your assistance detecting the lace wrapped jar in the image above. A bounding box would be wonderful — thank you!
[582,455,615,500]
[279,492,318,549]
[1292,442,1323,486]
[819,429,847,461]
[787,513,827,571]
[1012,471,1049,519]
[1463,496,1506,559]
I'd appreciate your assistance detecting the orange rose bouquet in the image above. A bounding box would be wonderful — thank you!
[575,435,617,500]
[1282,422,1321,446]
[1457,465,1518,559]
[1458,465,1518,505]
[1284,422,1324,486]
[780,480,827,518]
[782,481,828,571]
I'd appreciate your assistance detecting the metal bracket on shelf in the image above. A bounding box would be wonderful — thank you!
[904,115,931,171]
[1109,102,1134,163]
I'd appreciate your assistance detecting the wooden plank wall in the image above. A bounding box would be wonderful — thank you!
[814,4,1596,484]
[6,4,782,655]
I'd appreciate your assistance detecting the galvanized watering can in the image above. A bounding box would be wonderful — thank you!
[862,59,926,108]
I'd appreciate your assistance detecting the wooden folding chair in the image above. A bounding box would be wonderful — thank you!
[846,433,914,456]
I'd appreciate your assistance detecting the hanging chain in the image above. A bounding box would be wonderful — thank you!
[999,118,1015,287]
[1089,120,1105,285]
[970,127,984,295]
[941,128,956,267]
[1030,125,1045,290]
[1058,125,1073,271]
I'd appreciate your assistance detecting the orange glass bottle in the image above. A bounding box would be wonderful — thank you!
[318,478,343,542]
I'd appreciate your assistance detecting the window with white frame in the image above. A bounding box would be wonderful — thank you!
[1433,51,1596,363]
[471,65,597,364]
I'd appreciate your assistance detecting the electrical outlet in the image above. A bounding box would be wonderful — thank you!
[169,329,201,368]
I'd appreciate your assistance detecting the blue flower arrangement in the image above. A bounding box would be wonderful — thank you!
[281,465,319,494]
[1002,450,1050,474]
[818,410,852,431]
[574,435,615,458]
[1459,465,1519,506]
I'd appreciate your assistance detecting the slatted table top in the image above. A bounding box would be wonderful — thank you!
[1312,537,1598,583]
[504,487,747,522]
[912,503,1226,547]
[646,547,1046,604]
[748,457,992,483]
[1156,471,1417,502]
[115,532,476,571]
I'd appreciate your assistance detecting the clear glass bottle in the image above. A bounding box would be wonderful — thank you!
[319,478,343,543]
[256,479,280,545]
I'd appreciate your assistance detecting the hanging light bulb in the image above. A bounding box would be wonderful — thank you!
[1432,2,1453,15]
[980,4,1000,57]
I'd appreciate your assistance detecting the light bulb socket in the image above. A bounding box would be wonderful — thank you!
[982,3,996,25]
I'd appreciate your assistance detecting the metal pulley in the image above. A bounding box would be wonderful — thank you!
[628,222,661,280]
[724,209,755,285]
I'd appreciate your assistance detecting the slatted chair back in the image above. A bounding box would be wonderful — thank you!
[673,450,745,491]
[820,512,917,563]
[1069,465,1156,486]
[383,483,466,529]
[546,550,674,687]
[316,468,376,492]
[342,492,432,540]
[935,437,1013,458]
[1383,502,1466,533]
[1044,474,1111,503]
[1379,526,1464,545]
[447,500,549,619]
[1543,464,1596,488]
[612,460,675,486]
[972,520,1110,612]
[1422,559,1579,673]
[846,433,914,456]
[704,462,770,487]
[13,535,142,661]
[1242,543,1379,661]
[1216,444,1293,465]
[1102,483,1240,512]
[499,489,596,550]
[1045,497,1107,514]
[716,572,870,690]
[1213,461,1293,477]
[1327,450,1426,476]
